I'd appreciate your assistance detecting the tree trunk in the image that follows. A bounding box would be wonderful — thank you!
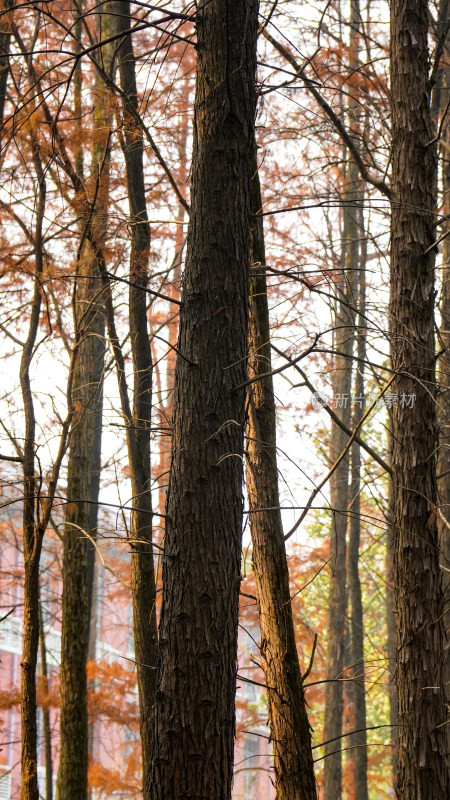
[389,1,449,796]
[56,6,114,798]
[348,202,369,800]
[0,0,13,141]
[245,165,317,800]
[385,482,398,792]
[116,5,158,796]
[19,117,74,800]
[20,139,46,800]
[149,1,258,797]
[435,0,450,762]
[323,129,358,800]
[38,591,53,800]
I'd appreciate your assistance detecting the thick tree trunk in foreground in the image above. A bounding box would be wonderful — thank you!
[390,1,449,797]
[246,167,317,800]
[149,2,258,797]
[435,0,450,758]
[116,5,158,796]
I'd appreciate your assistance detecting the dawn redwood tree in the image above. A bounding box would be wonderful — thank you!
[434,0,450,758]
[389,0,449,796]
[149,0,258,797]
[347,203,369,800]
[323,99,359,800]
[385,482,398,788]
[115,4,158,795]
[57,5,115,797]
[245,164,318,800]
[343,4,369,797]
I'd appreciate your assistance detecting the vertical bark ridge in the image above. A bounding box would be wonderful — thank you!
[56,6,115,798]
[348,199,369,800]
[116,4,158,795]
[390,0,449,796]
[323,120,358,800]
[149,2,259,797]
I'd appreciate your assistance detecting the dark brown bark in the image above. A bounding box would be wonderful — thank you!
[385,483,398,791]
[116,5,158,796]
[38,592,53,800]
[389,1,449,797]
[435,0,450,762]
[57,270,105,800]
[72,0,83,180]
[348,203,369,800]
[245,166,317,800]
[149,2,258,797]
[438,128,450,767]
[56,7,114,798]
[323,143,358,800]
[323,11,365,798]
[0,0,13,144]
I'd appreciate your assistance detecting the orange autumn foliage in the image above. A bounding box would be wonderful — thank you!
[87,660,139,727]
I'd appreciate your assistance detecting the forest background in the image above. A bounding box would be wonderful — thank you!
[0,1,448,799]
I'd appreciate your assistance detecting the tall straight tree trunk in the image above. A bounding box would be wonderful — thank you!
[116,5,158,796]
[438,111,450,764]
[38,591,53,800]
[56,7,115,798]
[149,1,258,797]
[20,134,73,800]
[347,202,369,800]
[20,138,46,800]
[323,127,358,800]
[344,8,370,797]
[435,0,450,759]
[389,0,449,797]
[385,482,398,791]
[245,166,317,800]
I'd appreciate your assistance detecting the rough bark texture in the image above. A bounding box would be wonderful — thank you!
[245,166,318,800]
[116,5,158,796]
[390,1,449,797]
[57,271,105,800]
[435,0,450,761]
[385,483,399,790]
[149,2,258,797]
[348,203,369,800]
[323,142,358,800]
[56,7,114,798]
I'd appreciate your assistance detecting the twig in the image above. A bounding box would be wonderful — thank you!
[302,633,318,681]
